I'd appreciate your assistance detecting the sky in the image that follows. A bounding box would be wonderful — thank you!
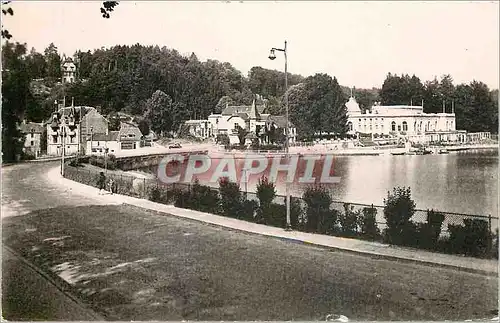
[3,1,499,89]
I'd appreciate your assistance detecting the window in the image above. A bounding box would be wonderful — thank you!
[30,141,34,146]
[348,122,353,131]
[31,133,34,138]
[52,135,58,143]
[391,121,396,131]
[234,123,238,129]
[128,134,134,137]
[402,121,408,131]
[397,124,401,131]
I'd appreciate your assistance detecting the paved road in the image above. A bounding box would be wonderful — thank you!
[2,162,498,321]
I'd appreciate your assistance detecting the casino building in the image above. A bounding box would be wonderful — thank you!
[345,91,467,143]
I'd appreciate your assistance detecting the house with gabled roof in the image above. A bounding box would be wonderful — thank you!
[182,97,297,145]
[19,121,44,157]
[86,122,143,155]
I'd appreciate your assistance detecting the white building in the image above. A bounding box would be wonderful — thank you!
[61,57,76,84]
[183,99,297,145]
[19,121,44,157]
[86,122,143,155]
[47,106,108,156]
[345,93,466,143]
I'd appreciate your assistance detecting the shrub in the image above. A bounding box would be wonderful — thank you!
[303,186,335,234]
[190,181,220,214]
[218,177,243,218]
[290,197,304,230]
[447,219,491,257]
[339,203,361,237]
[256,177,276,224]
[264,203,286,228]
[383,186,416,246]
[89,155,98,166]
[21,152,36,160]
[241,199,258,222]
[107,154,117,170]
[417,210,445,250]
[112,176,134,195]
[360,206,380,240]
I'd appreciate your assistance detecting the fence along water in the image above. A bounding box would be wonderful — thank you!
[64,164,498,239]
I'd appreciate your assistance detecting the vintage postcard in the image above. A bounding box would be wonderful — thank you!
[1,1,498,321]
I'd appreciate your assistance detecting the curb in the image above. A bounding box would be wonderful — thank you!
[123,204,499,278]
[2,246,106,321]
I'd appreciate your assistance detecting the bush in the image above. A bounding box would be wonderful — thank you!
[303,186,335,234]
[417,210,445,250]
[360,206,380,240]
[339,203,361,237]
[107,154,117,170]
[256,177,276,224]
[241,199,258,222]
[190,181,220,214]
[21,151,36,160]
[218,177,243,218]
[383,186,416,246]
[290,197,304,230]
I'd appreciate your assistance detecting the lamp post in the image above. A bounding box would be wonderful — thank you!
[269,40,291,231]
[59,116,67,176]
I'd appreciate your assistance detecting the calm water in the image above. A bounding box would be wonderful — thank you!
[282,149,498,216]
[142,149,498,216]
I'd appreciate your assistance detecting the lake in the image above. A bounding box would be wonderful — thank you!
[142,148,498,217]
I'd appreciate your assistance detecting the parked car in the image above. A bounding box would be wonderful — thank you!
[169,143,182,149]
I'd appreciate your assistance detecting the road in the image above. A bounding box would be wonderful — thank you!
[2,161,498,321]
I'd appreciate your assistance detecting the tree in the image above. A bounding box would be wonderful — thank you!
[1,2,14,39]
[214,95,234,114]
[454,81,498,133]
[2,42,30,162]
[235,124,248,146]
[422,77,441,113]
[2,2,119,41]
[143,90,189,136]
[144,90,173,136]
[380,73,424,106]
[26,48,47,79]
[287,74,348,138]
[383,187,417,246]
[44,43,61,81]
[137,118,150,136]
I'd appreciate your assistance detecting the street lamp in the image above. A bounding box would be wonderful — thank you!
[269,40,292,231]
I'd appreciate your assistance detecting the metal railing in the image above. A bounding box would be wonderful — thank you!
[64,164,498,239]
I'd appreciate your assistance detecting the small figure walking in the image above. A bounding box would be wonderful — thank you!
[97,171,106,195]
[108,178,114,195]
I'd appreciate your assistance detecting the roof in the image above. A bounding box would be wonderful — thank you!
[20,122,44,134]
[346,96,361,114]
[91,131,119,141]
[119,122,143,138]
[267,115,295,128]
[221,100,265,117]
[80,108,109,123]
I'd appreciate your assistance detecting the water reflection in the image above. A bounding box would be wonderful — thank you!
[141,149,498,216]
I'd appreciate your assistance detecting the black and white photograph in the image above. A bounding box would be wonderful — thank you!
[1,1,498,321]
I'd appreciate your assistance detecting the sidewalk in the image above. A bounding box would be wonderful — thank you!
[49,167,499,277]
